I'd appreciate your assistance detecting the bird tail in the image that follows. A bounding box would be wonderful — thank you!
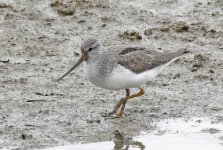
[166,48,189,60]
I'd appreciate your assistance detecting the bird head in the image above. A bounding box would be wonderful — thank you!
[56,38,101,81]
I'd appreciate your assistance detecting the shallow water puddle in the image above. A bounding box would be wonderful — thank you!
[42,118,223,150]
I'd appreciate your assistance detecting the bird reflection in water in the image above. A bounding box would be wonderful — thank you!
[113,130,145,150]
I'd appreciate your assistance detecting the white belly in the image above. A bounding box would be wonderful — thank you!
[103,65,152,90]
[85,58,177,91]
[103,58,178,90]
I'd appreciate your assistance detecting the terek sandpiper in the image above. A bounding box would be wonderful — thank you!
[57,38,188,117]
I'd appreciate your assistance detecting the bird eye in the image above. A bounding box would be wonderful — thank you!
[88,48,93,52]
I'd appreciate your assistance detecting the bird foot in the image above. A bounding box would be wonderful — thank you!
[101,110,126,118]
[116,110,126,118]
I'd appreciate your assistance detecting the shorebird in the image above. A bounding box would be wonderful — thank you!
[57,38,188,117]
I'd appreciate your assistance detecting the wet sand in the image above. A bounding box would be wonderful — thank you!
[41,118,223,150]
[0,0,223,149]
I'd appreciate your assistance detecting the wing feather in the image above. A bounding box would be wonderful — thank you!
[117,47,185,73]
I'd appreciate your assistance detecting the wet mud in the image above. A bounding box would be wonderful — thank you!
[0,0,223,149]
[41,118,223,150]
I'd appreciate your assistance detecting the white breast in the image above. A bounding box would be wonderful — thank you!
[85,62,102,87]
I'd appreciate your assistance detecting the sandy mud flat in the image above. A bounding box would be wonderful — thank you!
[0,0,223,149]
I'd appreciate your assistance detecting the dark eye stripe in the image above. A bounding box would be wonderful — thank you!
[87,44,99,52]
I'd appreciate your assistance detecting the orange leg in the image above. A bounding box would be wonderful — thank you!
[109,88,145,117]
[108,89,130,116]
[117,89,130,117]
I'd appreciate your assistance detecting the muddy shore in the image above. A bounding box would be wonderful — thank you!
[0,0,223,149]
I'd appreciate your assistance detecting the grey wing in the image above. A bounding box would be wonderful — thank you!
[117,47,154,73]
[117,47,184,74]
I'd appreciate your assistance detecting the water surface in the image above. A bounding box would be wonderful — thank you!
[42,118,223,150]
